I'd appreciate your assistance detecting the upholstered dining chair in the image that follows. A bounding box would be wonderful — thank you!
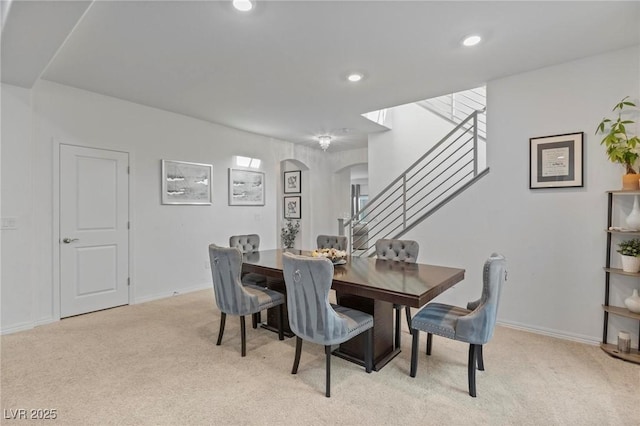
[374,239,419,349]
[409,253,507,397]
[229,234,266,286]
[230,234,268,328]
[208,244,284,357]
[282,252,373,397]
[316,234,348,251]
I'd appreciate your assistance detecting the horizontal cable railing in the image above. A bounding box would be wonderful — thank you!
[418,86,486,140]
[339,109,489,256]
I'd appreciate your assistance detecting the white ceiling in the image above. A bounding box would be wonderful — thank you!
[2,1,639,151]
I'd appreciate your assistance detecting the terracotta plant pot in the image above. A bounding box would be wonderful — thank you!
[622,173,640,190]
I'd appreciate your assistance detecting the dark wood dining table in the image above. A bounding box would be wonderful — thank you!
[242,249,465,371]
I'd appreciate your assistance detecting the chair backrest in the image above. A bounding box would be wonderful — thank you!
[456,253,507,345]
[282,252,352,346]
[208,244,261,316]
[229,234,260,254]
[374,239,419,263]
[316,235,348,250]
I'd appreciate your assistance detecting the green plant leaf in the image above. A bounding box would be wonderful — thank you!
[597,96,638,168]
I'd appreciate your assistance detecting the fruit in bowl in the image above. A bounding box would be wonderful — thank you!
[311,248,347,264]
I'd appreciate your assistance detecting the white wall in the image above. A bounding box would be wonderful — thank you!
[1,80,353,332]
[369,46,640,345]
[1,84,34,331]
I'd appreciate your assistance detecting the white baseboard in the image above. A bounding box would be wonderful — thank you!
[1,320,36,335]
[0,317,59,335]
[1,316,56,335]
[133,283,211,304]
[35,317,57,327]
[498,319,600,346]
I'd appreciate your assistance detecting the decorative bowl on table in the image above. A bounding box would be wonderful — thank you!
[311,248,348,265]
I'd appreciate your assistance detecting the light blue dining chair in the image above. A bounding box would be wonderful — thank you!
[316,235,348,251]
[208,244,284,357]
[374,239,419,350]
[409,253,507,397]
[229,234,266,286]
[282,252,373,397]
[229,234,268,328]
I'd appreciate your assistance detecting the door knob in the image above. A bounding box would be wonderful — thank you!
[62,238,79,244]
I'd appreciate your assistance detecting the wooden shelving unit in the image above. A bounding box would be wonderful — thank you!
[602,304,640,321]
[602,190,640,364]
[600,343,640,363]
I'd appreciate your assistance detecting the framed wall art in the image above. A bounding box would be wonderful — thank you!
[529,132,583,189]
[283,196,301,219]
[283,170,301,194]
[161,160,212,205]
[228,168,265,206]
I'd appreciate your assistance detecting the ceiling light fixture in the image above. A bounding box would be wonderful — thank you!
[318,135,332,151]
[462,35,482,47]
[347,73,363,83]
[232,0,254,12]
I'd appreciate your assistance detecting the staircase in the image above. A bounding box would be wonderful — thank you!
[417,86,486,139]
[339,109,489,257]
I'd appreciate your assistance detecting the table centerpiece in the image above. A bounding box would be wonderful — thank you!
[311,248,348,265]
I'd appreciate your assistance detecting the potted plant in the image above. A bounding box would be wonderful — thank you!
[281,219,300,249]
[617,237,640,273]
[596,96,640,190]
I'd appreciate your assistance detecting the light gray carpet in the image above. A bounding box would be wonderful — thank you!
[1,289,638,425]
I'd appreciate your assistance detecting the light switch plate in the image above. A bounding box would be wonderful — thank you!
[1,217,17,230]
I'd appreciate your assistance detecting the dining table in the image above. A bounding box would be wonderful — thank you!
[241,248,465,371]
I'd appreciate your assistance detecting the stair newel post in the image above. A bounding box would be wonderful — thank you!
[337,218,349,252]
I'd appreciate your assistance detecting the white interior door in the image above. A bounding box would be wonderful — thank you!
[60,144,129,317]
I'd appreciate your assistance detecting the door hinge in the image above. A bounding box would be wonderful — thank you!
[127,277,130,286]
[127,166,130,174]
[127,221,130,229]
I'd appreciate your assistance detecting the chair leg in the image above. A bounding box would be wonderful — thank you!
[216,312,226,346]
[365,328,373,373]
[476,345,484,371]
[426,333,433,355]
[405,306,413,336]
[240,316,246,357]
[252,312,259,329]
[394,306,401,349]
[468,344,477,397]
[325,345,332,398]
[410,329,419,377]
[291,337,303,374]
[277,304,284,341]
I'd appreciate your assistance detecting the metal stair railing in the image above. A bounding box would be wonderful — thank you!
[418,86,486,139]
[339,109,489,257]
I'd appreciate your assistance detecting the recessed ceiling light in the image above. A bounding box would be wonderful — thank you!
[233,0,254,12]
[347,73,363,83]
[462,35,482,47]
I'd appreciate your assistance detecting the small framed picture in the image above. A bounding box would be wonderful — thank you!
[283,170,301,194]
[530,132,583,189]
[284,196,301,219]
